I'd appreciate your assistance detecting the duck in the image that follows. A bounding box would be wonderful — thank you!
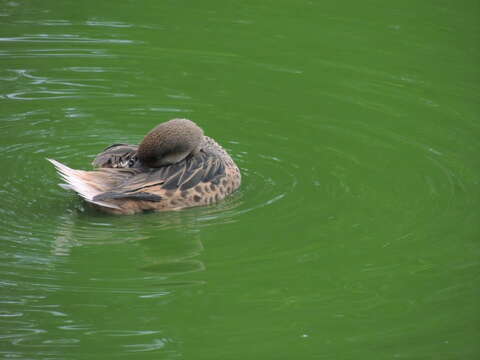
[48,118,241,215]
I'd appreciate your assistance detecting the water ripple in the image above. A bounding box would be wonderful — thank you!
[0,34,138,44]
[1,4,477,357]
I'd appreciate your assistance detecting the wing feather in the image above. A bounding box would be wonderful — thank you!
[89,149,227,200]
[92,144,138,168]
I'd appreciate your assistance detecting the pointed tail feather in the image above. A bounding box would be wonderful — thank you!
[47,158,120,209]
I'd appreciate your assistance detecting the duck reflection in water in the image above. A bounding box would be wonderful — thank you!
[47,210,205,355]
[52,208,205,283]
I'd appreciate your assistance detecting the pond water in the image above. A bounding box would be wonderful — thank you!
[1,0,479,359]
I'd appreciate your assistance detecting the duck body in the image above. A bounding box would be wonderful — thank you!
[48,119,241,215]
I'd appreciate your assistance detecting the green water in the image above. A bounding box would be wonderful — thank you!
[1,0,479,358]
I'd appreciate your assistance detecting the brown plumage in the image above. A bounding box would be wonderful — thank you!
[48,119,241,215]
[137,118,204,167]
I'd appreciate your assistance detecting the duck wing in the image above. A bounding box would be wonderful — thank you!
[92,143,139,169]
[92,151,226,203]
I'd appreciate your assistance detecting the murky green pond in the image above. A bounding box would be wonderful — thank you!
[1,0,479,358]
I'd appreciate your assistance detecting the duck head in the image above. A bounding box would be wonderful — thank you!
[137,118,204,167]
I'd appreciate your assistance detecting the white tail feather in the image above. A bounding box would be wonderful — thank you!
[47,158,120,209]
[58,183,72,190]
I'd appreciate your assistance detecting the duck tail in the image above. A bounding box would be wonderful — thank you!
[47,158,120,209]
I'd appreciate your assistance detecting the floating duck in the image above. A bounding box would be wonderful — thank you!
[48,119,241,214]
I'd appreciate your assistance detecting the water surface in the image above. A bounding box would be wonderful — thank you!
[1,0,479,359]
